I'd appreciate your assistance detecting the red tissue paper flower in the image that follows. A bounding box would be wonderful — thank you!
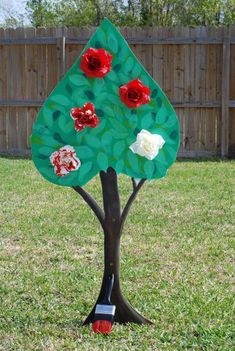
[70,102,99,132]
[80,48,112,78]
[119,78,151,108]
[50,145,81,177]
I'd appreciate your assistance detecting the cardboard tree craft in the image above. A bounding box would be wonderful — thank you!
[31,19,180,326]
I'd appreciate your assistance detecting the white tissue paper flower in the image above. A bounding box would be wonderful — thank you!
[129,129,165,160]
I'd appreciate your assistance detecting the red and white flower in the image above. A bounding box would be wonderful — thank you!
[80,48,112,78]
[50,145,81,177]
[70,102,99,132]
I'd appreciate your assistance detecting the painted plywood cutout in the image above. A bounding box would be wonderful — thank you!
[31,19,180,186]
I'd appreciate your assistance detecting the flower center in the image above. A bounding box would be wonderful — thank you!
[88,56,101,70]
[84,109,93,116]
[128,88,140,101]
[141,138,155,153]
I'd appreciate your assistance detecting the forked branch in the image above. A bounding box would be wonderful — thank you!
[72,186,106,231]
[120,178,146,230]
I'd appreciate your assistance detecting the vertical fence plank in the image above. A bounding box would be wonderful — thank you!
[0,108,6,149]
[229,26,235,157]
[221,27,231,157]
[152,27,163,87]
[66,27,86,70]
[183,28,191,154]
[5,28,17,149]
[16,28,28,150]
[56,27,66,81]
[0,28,7,150]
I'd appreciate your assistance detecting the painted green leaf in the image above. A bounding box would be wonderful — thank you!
[97,152,109,170]
[31,18,179,187]
[115,159,124,173]
[69,74,88,86]
[50,95,70,106]
[127,151,139,174]
[102,105,115,118]
[76,146,94,159]
[108,34,118,53]
[102,131,113,147]
[113,140,126,158]
[84,135,101,148]
[144,161,155,178]
[77,162,93,179]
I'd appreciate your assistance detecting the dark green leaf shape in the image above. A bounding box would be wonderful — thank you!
[31,19,179,187]
[113,64,121,72]
[65,84,72,95]
[53,111,61,121]
[151,89,158,98]
[85,90,95,100]
[96,109,104,117]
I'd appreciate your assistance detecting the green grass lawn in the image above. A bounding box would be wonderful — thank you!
[0,158,234,351]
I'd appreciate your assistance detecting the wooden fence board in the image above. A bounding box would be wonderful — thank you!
[221,27,231,157]
[0,108,6,149]
[0,26,234,158]
[152,27,163,87]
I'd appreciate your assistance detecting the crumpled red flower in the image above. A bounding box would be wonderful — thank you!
[70,102,99,131]
[119,79,151,108]
[80,48,112,78]
[50,145,81,177]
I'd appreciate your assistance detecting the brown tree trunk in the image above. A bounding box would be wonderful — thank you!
[82,168,152,325]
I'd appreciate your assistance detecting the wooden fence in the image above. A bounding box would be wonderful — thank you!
[0,26,235,158]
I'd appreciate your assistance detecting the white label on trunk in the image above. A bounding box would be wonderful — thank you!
[95,304,116,315]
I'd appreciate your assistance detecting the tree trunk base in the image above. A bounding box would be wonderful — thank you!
[78,169,152,327]
[82,290,153,326]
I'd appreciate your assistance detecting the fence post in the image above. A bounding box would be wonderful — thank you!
[56,28,66,81]
[221,26,231,158]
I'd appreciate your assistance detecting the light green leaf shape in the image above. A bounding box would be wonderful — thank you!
[103,105,115,118]
[124,56,134,74]
[144,161,155,178]
[115,159,124,173]
[127,151,139,174]
[108,34,118,54]
[97,152,109,170]
[69,74,89,86]
[84,134,101,148]
[58,114,73,134]
[77,162,93,179]
[31,18,179,187]
[50,95,70,106]
[102,131,113,147]
[76,146,94,159]
[113,140,126,158]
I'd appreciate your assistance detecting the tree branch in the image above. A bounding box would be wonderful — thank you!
[120,179,146,231]
[72,186,106,231]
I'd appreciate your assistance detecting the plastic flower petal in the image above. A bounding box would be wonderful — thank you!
[130,130,165,160]
[50,145,81,177]
[80,48,112,78]
[119,79,150,108]
[70,102,99,132]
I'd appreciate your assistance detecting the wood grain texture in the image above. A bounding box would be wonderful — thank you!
[221,27,231,157]
[0,26,234,157]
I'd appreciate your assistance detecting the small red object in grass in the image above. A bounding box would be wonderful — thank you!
[92,320,112,334]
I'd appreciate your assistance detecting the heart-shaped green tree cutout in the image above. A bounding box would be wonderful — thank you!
[31,18,179,187]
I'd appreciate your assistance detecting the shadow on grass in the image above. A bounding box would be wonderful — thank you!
[0,154,32,160]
